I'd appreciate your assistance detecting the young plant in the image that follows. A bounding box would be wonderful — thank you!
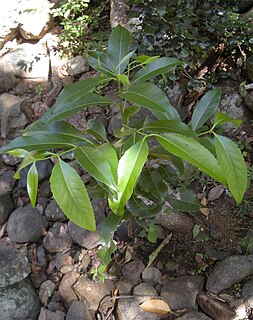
[0,26,247,265]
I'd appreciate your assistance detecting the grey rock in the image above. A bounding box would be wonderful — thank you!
[141,267,162,285]
[73,275,114,310]
[39,280,56,307]
[67,55,89,76]
[0,190,13,224]
[177,311,212,320]
[30,271,48,289]
[242,278,253,307]
[203,244,233,261]
[0,239,30,287]
[39,180,52,198]
[206,255,253,294]
[133,282,158,303]
[157,210,194,234]
[160,276,204,312]
[110,0,129,28]
[164,258,179,273]
[209,223,223,241]
[116,280,132,295]
[1,154,21,166]
[0,2,20,48]
[43,222,72,253]
[197,292,237,320]
[0,65,16,93]
[37,245,48,268]
[6,205,48,243]
[58,271,79,308]
[107,112,121,136]
[0,278,41,320]
[0,169,15,191]
[66,300,92,320]
[19,159,53,188]
[45,200,66,222]
[115,298,161,320]
[121,258,145,284]
[38,307,66,320]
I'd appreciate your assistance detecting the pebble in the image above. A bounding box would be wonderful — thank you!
[121,258,145,284]
[66,300,92,320]
[0,189,13,224]
[45,200,66,222]
[242,278,253,307]
[39,280,56,306]
[177,311,212,319]
[209,222,223,241]
[58,271,79,308]
[142,267,162,285]
[133,282,158,303]
[156,210,194,233]
[38,307,66,320]
[43,222,72,253]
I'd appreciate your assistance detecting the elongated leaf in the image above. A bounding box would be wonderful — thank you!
[214,134,247,203]
[191,89,221,131]
[7,148,29,157]
[75,145,118,192]
[157,133,226,184]
[107,25,132,74]
[140,299,171,315]
[97,241,117,265]
[166,190,201,211]
[46,93,112,124]
[97,144,118,184]
[142,120,197,138]
[87,51,116,77]
[127,195,162,218]
[138,169,167,201]
[109,138,149,215]
[115,51,135,74]
[27,162,38,207]
[134,55,160,64]
[85,119,108,142]
[133,57,182,83]
[50,160,95,231]
[213,112,243,128]
[122,83,180,120]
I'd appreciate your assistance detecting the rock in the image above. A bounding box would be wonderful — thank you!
[58,271,79,308]
[203,244,233,261]
[37,245,48,268]
[0,65,16,93]
[116,280,132,295]
[19,0,53,40]
[6,205,48,243]
[242,278,253,307]
[160,276,204,312]
[67,55,89,76]
[43,222,72,253]
[164,258,179,273]
[142,267,162,285]
[121,258,145,284]
[0,43,49,78]
[0,278,41,320]
[38,307,66,320]
[39,280,56,307]
[209,223,223,241]
[66,300,92,320]
[0,239,30,287]
[0,93,28,138]
[110,0,129,28]
[1,154,21,166]
[45,200,66,222]
[68,200,105,249]
[30,271,48,289]
[107,112,122,136]
[0,169,15,191]
[197,293,237,320]
[0,2,20,48]
[39,180,52,198]
[133,282,158,303]
[206,255,253,294]
[177,311,212,320]
[156,210,194,234]
[0,190,13,224]
[73,275,115,310]
[19,159,53,188]
[115,298,161,320]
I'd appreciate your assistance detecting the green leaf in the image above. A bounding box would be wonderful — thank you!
[97,144,118,184]
[7,148,29,157]
[107,25,132,74]
[166,190,201,211]
[115,51,135,74]
[138,169,167,201]
[87,51,116,77]
[214,134,247,203]
[75,145,118,192]
[147,225,157,243]
[97,241,117,265]
[27,162,38,207]
[191,89,221,131]
[134,55,160,65]
[127,195,162,218]
[109,138,149,215]
[213,112,243,128]
[157,133,226,184]
[193,224,201,239]
[85,119,108,142]
[50,159,95,231]
[117,74,129,86]
[133,57,182,83]
[142,120,198,138]
[122,82,180,120]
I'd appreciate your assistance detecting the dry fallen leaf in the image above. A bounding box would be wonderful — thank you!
[200,197,209,216]
[208,185,224,202]
[140,299,171,315]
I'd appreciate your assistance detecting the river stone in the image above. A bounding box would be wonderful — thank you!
[6,205,48,243]
[58,271,79,308]
[73,275,114,310]
[67,55,89,76]
[156,210,194,234]
[38,307,66,320]
[0,239,30,287]
[206,255,253,294]
[0,190,13,224]
[133,282,158,303]
[121,258,145,284]
[0,65,16,93]
[242,278,253,307]
[39,280,56,307]
[141,267,162,285]
[66,300,92,320]
[43,222,72,253]
[177,311,212,320]
[0,278,41,320]
[45,200,66,222]
[115,298,161,320]
[160,276,204,312]
[0,169,15,191]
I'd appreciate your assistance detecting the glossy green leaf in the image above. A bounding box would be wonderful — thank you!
[97,144,118,184]
[166,190,201,211]
[7,148,29,157]
[142,120,197,138]
[75,145,118,192]
[147,225,157,243]
[138,169,167,200]
[85,119,108,142]
[157,133,226,184]
[117,74,129,86]
[134,55,160,65]
[87,181,107,198]
[50,159,95,231]
[213,112,243,128]
[87,51,116,77]
[133,57,182,83]
[122,82,180,120]
[97,241,117,265]
[109,138,149,215]
[214,134,247,203]
[27,162,38,207]
[191,89,221,131]
[107,25,132,74]
[115,51,135,74]
[127,195,162,218]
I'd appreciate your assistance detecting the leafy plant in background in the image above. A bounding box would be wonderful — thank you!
[0,26,247,268]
